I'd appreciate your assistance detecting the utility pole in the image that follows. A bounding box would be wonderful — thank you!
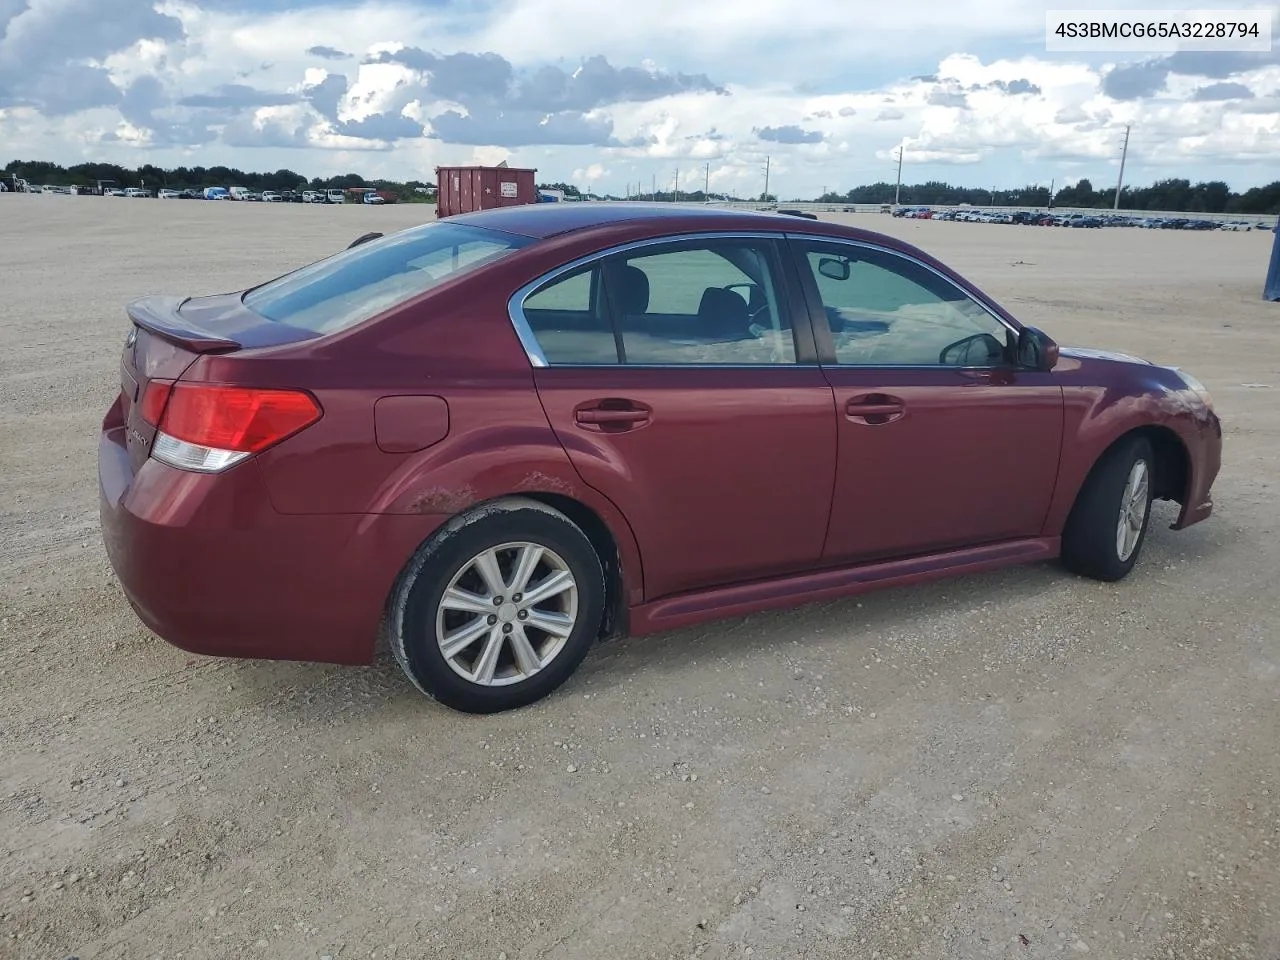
[893,144,904,208]
[674,168,679,203]
[763,156,770,202]
[1048,176,1055,209]
[704,162,710,198]
[1114,124,1131,210]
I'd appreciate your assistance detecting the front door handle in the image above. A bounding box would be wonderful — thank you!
[845,394,905,425]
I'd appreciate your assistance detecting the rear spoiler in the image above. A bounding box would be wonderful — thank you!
[126,295,242,353]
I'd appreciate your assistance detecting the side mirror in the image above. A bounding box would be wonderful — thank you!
[817,256,851,281]
[939,332,1006,366]
[1017,326,1059,371]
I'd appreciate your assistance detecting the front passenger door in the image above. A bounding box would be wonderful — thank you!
[792,238,1065,565]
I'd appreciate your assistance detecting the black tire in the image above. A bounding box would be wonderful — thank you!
[1061,435,1155,582]
[390,499,605,714]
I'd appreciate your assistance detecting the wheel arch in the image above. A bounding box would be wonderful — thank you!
[1065,424,1190,523]
[518,492,630,642]
[382,492,634,649]
[1138,424,1191,504]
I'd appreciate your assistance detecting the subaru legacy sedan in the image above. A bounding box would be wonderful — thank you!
[99,204,1221,713]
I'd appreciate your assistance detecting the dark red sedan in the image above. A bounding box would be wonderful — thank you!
[99,204,1222,713]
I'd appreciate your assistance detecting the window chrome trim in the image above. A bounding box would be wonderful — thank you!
[782,231,1021,344]
[506,231,790,368]
[505,229,1020,370]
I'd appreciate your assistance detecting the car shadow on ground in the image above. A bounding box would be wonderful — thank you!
[212,500,1225,718]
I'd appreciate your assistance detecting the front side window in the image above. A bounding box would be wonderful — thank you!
[519,238,796,365]
[244,221,533,334]
[801,242,1010,367]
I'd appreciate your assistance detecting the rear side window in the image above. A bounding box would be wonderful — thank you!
[518,238,796,365]
[522,267,620,364]
[244,222,533,334]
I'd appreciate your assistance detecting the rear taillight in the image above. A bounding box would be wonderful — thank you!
[151,384,321,473]
[140,379,175,425]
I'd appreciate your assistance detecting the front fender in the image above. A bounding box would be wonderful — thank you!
[1041,357,1221,536]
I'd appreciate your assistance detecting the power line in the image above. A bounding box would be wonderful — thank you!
[1114,124,1131,210]
[894,144,904,207]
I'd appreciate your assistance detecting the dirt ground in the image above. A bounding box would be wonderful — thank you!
[2,195,1278,960]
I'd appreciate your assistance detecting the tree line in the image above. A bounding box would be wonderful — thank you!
[819,177,1279,214]
[5,159,1278,213]
[2,161,436,201]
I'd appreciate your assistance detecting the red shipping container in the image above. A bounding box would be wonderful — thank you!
[435,165,538,218]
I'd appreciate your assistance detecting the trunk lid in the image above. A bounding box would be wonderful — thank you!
[118,293,317,472]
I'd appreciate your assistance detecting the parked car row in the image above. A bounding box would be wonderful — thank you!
[16,183,389,204]
[143,187,348,203]
[894,206,1272,231]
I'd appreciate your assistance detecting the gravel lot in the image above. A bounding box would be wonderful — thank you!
[2,195,1278,960]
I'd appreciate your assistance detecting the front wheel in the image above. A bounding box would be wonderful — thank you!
[390,500,605,713]
[1061,435,1155,582]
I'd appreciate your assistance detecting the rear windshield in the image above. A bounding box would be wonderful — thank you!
[243,221,534,334]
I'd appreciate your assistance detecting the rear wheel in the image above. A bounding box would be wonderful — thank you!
[1061,435,1155,582]
[390,500,605,713]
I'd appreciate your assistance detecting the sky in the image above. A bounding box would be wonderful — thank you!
[1,0,1278,197]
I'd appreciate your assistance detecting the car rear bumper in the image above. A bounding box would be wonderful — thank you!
[99,418,445,665]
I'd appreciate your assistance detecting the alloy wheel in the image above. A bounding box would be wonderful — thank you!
[434,542,579,687]
[1115,459,1150,561]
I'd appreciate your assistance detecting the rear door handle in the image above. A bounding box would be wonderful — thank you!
[845,394,905,424]
[573,400,652,431]
[576,408,649,424]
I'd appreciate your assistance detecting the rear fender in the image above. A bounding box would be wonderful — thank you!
[369,438,646,606]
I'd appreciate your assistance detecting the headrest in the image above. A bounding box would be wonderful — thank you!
[603,263,650,316]
[696,286,750,338]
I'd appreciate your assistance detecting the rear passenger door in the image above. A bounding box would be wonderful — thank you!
[515,234,838,600]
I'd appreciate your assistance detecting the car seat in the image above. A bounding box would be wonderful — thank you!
[696,286,753,340]
[602,263,650,329]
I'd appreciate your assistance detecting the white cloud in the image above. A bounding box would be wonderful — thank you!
[1,0,1277,193]
[572,162,606,183]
